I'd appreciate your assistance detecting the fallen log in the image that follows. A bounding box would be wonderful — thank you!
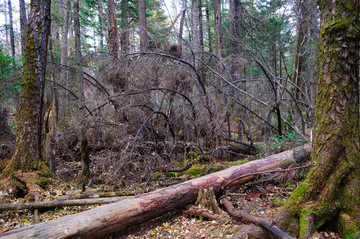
[221,197,295,239]
[0,196,129,211]
[0,144,311,239]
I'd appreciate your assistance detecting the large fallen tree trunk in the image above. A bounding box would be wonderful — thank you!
[0,196,129,211]
[0,144,311,239]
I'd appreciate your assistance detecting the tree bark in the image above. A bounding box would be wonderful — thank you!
[198,0,203,51]
[107,0,119,57]
[213,0,222,57]
[4,0,9,54]
[47,36,57,172]
[0,197,128,211]
[19,0,28,55]
[138,0,148,52]
[59,0,70,131]
[229,0,241,54]
[120,0,129,54]
[278,1,360,237]
[178,0,187,46]
[191,0,199,66]
[205,0,212,52]
[97,0,107,50]
[74,0,89,193]
[1,144,311,238]
[6,0,52,173]
[7,0,15,59]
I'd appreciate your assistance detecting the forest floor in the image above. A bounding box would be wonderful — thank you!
[0,144,341,238]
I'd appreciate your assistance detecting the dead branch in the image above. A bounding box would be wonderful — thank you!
[221,198,295,239]
[166,163,193,172]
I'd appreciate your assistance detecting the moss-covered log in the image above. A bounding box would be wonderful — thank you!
[277,1,360,238]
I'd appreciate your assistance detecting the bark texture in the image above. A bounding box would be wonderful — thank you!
[120,0,129,54]
[107,0,119,57]
[97,0,107,49]
[213,0,222,57]
[138,0,148,52]
[0,197,127,211]
[278,1,360,237]
[7,0,52,173]
[19,0,27,55]
[178,0,187,46]
[191,0,199,53]
[0,144,310,239]
[59,0,70,130]
[7,0,15,59]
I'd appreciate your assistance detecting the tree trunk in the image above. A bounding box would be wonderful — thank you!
[97,0,107,50]
[59,0,70,131]
[0,107,13,139]
[47,37,57,172]
[120,0,129,54]
[19,0,28,55]
[4,0,10,54]
[178,0,187,46]
[191,0,199,65]
[205,0,212,52]
[308,0,318,112]
[229,0,241,54]
[74,0,89,193]
[6,0,52,174]
[138,0,148,52]
[198,0,203,51]
[277,1,360,238]
[213,0,222,57]
[7,0,15,59]
[107,0,119,57]
[291,0,312,101]
[1,144,311,238]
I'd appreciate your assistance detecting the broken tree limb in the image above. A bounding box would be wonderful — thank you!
[183,205,225,221]
[0,144,311,239]
[221,198,295,239]
[0,196,129,211]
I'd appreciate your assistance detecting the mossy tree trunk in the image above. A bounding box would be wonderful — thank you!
[278,1,360,238]
[7,0,52,174]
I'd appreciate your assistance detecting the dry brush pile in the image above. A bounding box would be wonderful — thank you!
[53,45,311,187]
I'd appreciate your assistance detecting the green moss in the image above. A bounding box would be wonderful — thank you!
[166,165,223,178]
[273,198,286,207]
[36,177,53,189]
[99,192,111,197]
[152,173,161,180]
[285,182,309,214]
[226,160,248,167]
[186,166,204,176]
